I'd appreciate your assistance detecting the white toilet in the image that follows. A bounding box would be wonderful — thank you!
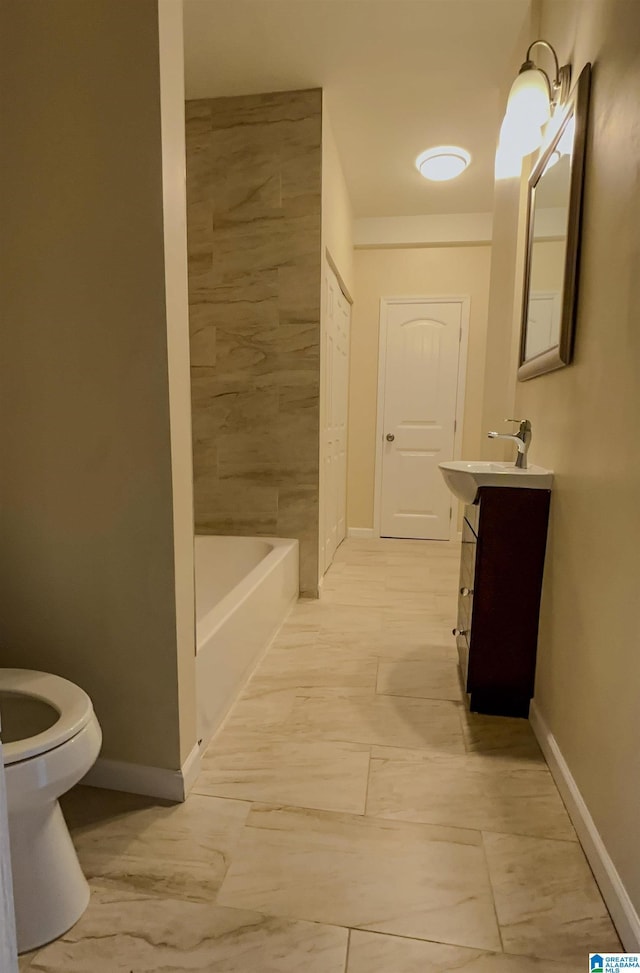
[0,668,102,953]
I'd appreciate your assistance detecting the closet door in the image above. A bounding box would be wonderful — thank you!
[323,261,351,573]
[335,286,350,546]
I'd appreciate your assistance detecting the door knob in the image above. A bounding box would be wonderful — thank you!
[459,587,474,597]
[452,627,468,637]
[386,433,395,442]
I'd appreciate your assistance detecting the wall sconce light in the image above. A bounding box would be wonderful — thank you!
[499,40,572,160]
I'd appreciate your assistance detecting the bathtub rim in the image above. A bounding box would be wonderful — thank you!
[194,534,298,651]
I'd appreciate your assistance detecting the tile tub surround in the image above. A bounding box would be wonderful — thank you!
[24,539,621,969]
[186,89,322,595]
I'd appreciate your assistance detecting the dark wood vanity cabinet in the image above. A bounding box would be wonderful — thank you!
[455,486,551,718]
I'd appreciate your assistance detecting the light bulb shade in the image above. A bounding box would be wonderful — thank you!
[494,140,524,180]
[499,112,544,158]
[505,67,551,128]
[415,146,471,181]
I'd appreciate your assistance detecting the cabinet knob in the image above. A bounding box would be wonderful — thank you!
[386,433,395,442]
[452,627,468,637]
[459,587,474,597]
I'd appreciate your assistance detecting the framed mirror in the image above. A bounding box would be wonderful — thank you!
[518,63,591,381]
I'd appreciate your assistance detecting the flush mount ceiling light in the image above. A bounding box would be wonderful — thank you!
[415,146,471,182]
[499,39,572,160]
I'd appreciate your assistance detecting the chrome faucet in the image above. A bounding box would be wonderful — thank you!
[487,419,532,469]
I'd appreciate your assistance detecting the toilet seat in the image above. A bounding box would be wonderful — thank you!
[0,669,94,766]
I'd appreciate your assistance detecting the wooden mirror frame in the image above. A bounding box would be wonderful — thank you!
[518,62,591,381]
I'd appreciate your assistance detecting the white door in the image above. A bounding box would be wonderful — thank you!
[525,291,562,359]
[378,299,464,540]
[323,262,350,570]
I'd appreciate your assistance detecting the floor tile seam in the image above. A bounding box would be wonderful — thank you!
[373,688,463,703]
[85,880,359,939]
[207,904,509,955]
[362,745,374,816]
[343,928,352,973]
[239,801,370,824]
[239,683,379,698]
[237,799,505,845]
[289,688,464,704]
[343,926,504,952]
[479,828,506,953]
[188,788,370,818]
[271,729,467,754]
[344,927,585,967]
[366,739,549,762]
[200,735,373,754]
[178,789,255,814]
[359,807,579,843]
[480,827,590,846]
[483,826,620,941]
[74,787,576,849]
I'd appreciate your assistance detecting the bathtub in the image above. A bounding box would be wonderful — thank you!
[195,535,299,748]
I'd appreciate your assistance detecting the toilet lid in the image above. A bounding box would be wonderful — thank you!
[0,669,94,765]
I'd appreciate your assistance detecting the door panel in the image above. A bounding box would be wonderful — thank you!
[525,291,561,360]
[380,301,462,540]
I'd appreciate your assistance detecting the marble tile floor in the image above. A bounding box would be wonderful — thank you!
[20,539,621,970]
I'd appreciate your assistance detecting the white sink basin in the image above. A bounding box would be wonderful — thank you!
[439,460,554,505]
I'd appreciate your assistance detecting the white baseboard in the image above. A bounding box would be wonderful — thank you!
[347,527,376,539]
[82,742,202,804]
[530,700,640,950]
[180,743,203,798]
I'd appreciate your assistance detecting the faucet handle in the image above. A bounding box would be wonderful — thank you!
[505,418,532,432]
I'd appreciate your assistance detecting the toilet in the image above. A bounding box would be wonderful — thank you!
[0,668,102,953]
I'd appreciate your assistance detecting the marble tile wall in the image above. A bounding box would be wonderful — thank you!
[186,89,322,595]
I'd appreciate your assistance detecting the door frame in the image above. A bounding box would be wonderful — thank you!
[373,295,470,541]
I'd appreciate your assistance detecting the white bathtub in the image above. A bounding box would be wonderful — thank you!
[195,535,299,747]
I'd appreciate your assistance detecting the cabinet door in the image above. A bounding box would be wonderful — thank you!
[465,487,551,717]
[456,510,477,687]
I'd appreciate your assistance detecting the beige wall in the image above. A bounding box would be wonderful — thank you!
[480,173,530,460]
[0,0,196,772]
[480,3,538,461]
[487,0,640,934]
[322,102,355,297]
[347,246,491,529]
[186,89,322,595]
[158,0,198,765]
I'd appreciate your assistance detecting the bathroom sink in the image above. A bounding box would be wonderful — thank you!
[439,460,553,505]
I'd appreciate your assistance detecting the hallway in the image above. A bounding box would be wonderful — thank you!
[22,540,620,970]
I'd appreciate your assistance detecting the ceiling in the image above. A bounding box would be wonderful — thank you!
[183,0,534,218]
